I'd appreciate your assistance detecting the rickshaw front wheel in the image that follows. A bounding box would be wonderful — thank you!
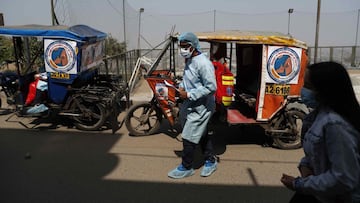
[125,102,162,136]
[70,101,107,131]
[271,109,305,150]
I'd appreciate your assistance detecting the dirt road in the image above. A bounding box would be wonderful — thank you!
[0,70,358,202]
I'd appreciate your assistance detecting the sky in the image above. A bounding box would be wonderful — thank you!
[1,0,360,50]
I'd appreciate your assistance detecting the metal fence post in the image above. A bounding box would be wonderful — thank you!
[352,46,357,67]
[329,47,333,61]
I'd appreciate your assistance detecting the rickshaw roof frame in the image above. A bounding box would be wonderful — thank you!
[195,30,307,49]
[0,24,107,43]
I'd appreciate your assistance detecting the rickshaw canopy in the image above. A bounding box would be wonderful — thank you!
[195,30,307,49]
[0,24,107,42]
[0,24,108,104]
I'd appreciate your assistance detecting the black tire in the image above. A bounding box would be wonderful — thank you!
[71,100,106,131]
[125,102,162,136]
[272,109,305,149]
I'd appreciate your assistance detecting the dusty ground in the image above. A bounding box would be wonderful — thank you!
[0,66,359,203]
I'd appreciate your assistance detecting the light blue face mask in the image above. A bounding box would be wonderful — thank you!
[300,87,318,108]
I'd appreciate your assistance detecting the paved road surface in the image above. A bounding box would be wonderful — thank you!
[0,99,301,202]
[0,117,301,203]
[0,127,302,203]
[0,70,359,203]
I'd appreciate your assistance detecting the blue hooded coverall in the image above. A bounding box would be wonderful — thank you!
[178,32,217,144]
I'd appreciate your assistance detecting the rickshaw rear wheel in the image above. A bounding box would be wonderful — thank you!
[125,102,162,136]
[271,109,305,150]
[70,101,106,131]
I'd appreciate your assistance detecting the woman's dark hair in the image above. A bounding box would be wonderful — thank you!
[307,61,360,133]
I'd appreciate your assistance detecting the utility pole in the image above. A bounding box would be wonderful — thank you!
[51,0,56,25]
[352,9,360,66]
[123,0,127,51]
[287,8,294,35]
[355,9,360,47]
[137,8,144,50]
[0,13,4,26]
[122,0,128,92]
[213,10,216,32]
[314,0,321,63]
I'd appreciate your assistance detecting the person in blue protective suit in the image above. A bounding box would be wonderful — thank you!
[281,61,360,203]
[167,32,217,179]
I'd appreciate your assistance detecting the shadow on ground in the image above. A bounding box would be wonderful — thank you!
[158,119,274,172]
[0,128,293,203]
[159,119,271,155]
[1,110,124,133]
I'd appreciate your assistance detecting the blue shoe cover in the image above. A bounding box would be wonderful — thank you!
[26,104,48,114]
[168,164,195,179]
[200,160,217,177]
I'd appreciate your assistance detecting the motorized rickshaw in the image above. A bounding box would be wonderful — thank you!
[125,31,309,149]
[0,24,127,132]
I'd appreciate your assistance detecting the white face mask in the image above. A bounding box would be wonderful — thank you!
[180,47,194,58]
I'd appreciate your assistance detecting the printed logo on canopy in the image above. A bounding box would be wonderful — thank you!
[266,46,301,84]
[44,39,77,74]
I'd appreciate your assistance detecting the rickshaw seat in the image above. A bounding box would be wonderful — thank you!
[237,93,256,108]
[233,87,256,108]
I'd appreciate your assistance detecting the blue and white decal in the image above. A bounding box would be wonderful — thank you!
[266,46,301,84]
[44,39,77,74]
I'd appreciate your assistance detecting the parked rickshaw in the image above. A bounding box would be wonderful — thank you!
[125,31,309,149]
[0,25,127,132]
